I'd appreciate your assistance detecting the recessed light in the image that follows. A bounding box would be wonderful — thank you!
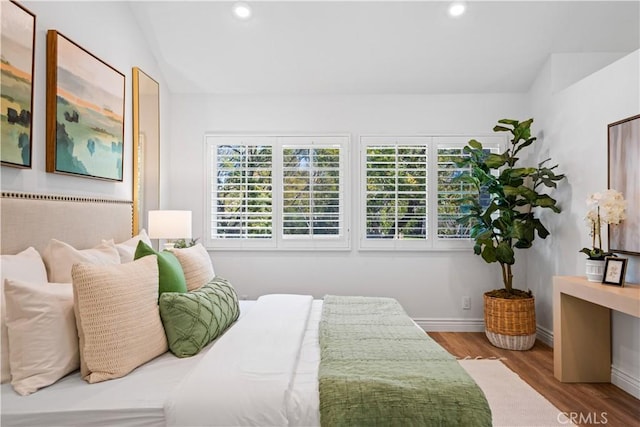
[448,1,466,17]
[232,2,252,20]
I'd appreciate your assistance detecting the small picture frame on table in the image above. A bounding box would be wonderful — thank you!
[602,257,627,287]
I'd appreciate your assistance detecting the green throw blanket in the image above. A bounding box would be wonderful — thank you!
[319,295,492,427]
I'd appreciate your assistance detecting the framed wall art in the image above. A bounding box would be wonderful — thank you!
[46,30,125,181]
[602,257,627,287]
[608,114,639,255]
[1,0,36,168]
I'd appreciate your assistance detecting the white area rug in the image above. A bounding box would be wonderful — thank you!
[459,359,575,427]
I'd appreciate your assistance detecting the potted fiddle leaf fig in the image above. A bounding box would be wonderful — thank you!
[455,118,565,350]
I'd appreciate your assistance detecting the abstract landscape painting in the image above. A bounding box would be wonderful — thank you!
[46,30,124,181]
[1,1,35,168]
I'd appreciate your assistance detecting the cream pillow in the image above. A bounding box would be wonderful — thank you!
[0,247,49,384]
[43,239,120,283]
[72,255,168,383]
[170,243,215,291]
[107,229,152,263]
[4,280,78,396]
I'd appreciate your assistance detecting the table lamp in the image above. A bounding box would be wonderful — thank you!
[148,210,192,249]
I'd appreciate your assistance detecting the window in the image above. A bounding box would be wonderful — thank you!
[360,136,502,250]
[205,135,349,250]
[364,139,428,242]
[212,141,273,241]
[282,145,342,239]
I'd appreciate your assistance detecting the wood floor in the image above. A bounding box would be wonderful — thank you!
[428,332,640,427]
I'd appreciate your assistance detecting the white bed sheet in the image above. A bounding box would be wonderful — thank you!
[286,299,322,426]
[164,294,319,427]
[0,301,257,427]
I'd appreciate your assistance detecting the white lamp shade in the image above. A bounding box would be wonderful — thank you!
[148,210,192,239]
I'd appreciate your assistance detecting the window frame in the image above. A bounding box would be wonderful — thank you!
[204,134,350,251]
[359,135,504,251]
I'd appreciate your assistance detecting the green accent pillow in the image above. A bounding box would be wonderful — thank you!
[159,277,240,358]
[134,241,187,296]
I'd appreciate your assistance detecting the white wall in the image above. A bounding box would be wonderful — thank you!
[167,93,530,324]
[5,0,637,397]
[529,50,640,397]
[1,1,171,203]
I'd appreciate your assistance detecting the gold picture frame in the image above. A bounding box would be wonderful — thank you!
[46,30,125,181]
[608,114,639,255]
[132,67,160,235]
[1,1,36,168]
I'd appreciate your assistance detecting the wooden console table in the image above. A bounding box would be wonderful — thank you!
[553,276,640,382]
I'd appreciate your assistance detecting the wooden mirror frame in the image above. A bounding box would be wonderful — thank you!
[132,67,160,234]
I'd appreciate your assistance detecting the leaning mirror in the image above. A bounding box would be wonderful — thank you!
[132,67,160,234]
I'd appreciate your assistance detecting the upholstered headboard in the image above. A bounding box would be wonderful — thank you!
[1,192,133,255]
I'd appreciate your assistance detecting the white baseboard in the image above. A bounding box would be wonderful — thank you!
[611,366,640,399]
[536,324,553,347]
[413,318,484,332]
[414,318,546,335]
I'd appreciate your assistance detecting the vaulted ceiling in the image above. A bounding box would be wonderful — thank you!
[129,1,640,95]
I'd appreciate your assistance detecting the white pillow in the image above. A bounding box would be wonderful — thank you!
[4,280,78,396]
[107,229,152,263]
[0,247,48,384]
[42,239,120,283]
[170,243,215,291]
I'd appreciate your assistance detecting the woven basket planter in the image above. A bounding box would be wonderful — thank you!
[483,292,536,351]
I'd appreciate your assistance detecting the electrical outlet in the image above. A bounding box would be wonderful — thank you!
[462,296,471,310]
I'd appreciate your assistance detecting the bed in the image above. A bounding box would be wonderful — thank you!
[1,192,492,426]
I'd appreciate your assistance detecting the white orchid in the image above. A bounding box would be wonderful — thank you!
[581,189,627,260]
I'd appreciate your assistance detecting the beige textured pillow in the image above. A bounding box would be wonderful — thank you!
[43,239,120,283]
[0,247,49,384]
[72,256,168,383]
[4,280,78,396]
[170,244,215,291]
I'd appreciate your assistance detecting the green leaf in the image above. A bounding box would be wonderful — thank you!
[470,224,488,238]
[473,244,482,256]
[519,186,538,201]
[514,239,533,249]
[579,248,593,257]
[509,167,536,178]
[533,219,550,239]
[476,229,493,241]
[485,153,507,168]
[513,221,534,243]
[513,137,536,155]
[497,119,519,127]
[468,139,483,149]
[492,125,511,132]
[503,185,519,196]
[496,242,515,265]
[535,194,558,209]
[541,177,557,188]
[481,245,498,263]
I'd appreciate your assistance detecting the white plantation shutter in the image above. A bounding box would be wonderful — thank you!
[282,145,343,238]
[206,137,275,248]
[364,143,428,240]
[205,135,349,250]
[361,136,504,250]
[436,144,475,239]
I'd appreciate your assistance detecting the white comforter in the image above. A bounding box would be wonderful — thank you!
[165,294,322,427]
